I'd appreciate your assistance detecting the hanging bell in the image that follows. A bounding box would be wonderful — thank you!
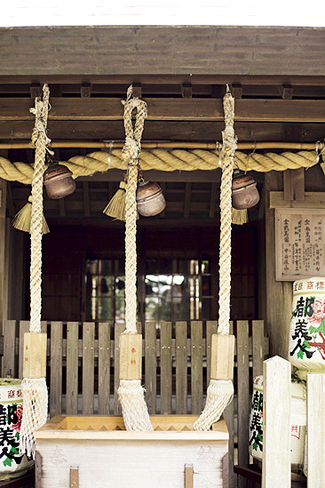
[232,171,260,210]
[43,164,76,199]
[136,180,166,217]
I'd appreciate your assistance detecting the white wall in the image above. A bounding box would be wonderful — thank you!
[1,0,325,27]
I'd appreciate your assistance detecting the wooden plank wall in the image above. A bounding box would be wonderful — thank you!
[3,319,268,488]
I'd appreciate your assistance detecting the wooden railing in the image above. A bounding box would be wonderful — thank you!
[2,319,268,488]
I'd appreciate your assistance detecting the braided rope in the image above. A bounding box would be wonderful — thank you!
[29,85,50,333]
[123,86,148,334]
[0,148,322,184]
[217,88,236,336]
[125,164,138,334]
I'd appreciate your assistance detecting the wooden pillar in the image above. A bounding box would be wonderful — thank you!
[0,179,7,336]
[262,356,291,488]
[264,172,292,359]
[307,373,325,488]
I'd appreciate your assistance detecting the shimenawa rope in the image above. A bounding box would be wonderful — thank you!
[0,147,323,185]
[117,86,152,431]
[194,86,236,431]
[19,85,49,457]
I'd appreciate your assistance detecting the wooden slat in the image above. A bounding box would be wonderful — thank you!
[206,321,218,382]
[3,320,16,378]
[66,322,79,414]
[82,322,94,414]
[18,320,30,379]
[184,464,194,488]
[236,320,250,487]
[114,322,124,415]
[262,356,291,488]
[98,322,110,415]
[307,373,325,488]
[50,321,63,417]
[160,321,172,415]
[145,321,157,414]
[176,321,187,414]
[252,320,265,379]
[69,465,79,488]
[223,322,235,488]
[190,321,203,415]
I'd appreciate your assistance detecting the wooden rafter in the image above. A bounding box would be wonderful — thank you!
[2,98,325,123]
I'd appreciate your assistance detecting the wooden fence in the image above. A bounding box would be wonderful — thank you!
[2,319,268,488]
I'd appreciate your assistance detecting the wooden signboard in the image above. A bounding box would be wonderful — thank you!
[275,208,325,281]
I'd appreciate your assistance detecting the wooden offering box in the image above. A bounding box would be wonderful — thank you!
[35,415,229,488]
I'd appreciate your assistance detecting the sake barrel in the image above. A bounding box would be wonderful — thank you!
[249,375,306,471]
[0,379,34,480]
[289,277,325,379]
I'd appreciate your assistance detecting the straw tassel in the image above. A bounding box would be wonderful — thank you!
[12,195,50,234]
[231,207,248,225]
[103,180,127,221]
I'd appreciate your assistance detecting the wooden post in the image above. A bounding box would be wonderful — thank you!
[184,464,194,488]
[262,356,291,488]
[265,172,292,358]
[69,465,79,488]
[0,179,7,376]
[307,373,325,488]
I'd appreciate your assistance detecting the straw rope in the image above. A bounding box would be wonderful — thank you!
[123,86,147,334]
[20,84,50,457]
[29,85,51,333]
[193,86,236,431]
[217,88,236,335]
[0,147,322,184]
[117,86,152,431]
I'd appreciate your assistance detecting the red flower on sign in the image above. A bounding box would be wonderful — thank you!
[308,298,325,328]
[12,405,23,431]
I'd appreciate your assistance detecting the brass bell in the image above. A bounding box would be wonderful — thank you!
[232,171,260,210]
[43,164,76,199]
[136,180,166,217]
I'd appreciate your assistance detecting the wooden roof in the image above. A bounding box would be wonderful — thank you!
[1,26,324,221]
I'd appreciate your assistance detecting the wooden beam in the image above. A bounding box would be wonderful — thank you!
[1,97,325,123]
[30,83,42,99]
[281,84,293,100]
[1,26,325,77]
[231,83,243,99]
[181,83,192,99]
[269,191,325,208]
[80,83,91,98]
[1,119,324,143]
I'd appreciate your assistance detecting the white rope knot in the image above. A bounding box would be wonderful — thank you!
[122,137,140,164]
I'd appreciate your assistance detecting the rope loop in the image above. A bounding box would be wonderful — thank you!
[122,85,148,166]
